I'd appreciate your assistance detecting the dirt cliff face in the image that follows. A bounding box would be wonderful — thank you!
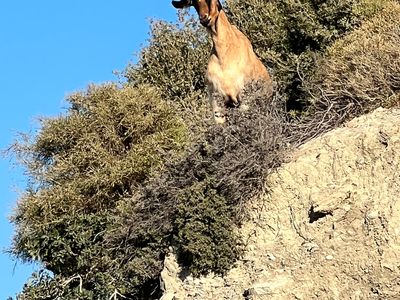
[161,108,400,300]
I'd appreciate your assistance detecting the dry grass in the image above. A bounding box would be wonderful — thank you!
[300,1,400,142]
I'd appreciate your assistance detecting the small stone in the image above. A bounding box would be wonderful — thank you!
[303,242,320,253]
[326,255,334,260]
[367,211,379,219]
[342,204,351,212]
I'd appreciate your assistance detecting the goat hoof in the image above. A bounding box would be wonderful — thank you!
[214,111,226,124]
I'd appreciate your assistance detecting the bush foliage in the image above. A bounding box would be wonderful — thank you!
[9,0,400,299]
[305,3,400,125]
[11,84,187,299]
[225,0,392,110]
[125,18,211,126]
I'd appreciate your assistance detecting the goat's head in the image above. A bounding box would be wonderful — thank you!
[172,0,222,27]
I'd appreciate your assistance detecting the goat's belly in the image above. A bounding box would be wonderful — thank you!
[207,69,245,97]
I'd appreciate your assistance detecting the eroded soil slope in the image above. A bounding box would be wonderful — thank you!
[161,108,400,300]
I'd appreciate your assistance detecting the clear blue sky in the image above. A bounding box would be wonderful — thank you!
[0,1,177,298]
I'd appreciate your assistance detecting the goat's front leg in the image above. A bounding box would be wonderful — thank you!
[208,85,225,124]
[225,93,249,112]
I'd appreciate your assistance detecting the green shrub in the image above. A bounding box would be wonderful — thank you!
[171,85,286,276]
[125,18,214,131]
[225,0,392,110]
[125,19,209,104]
[111,84,287,277]
[11,84,187,299]
[174,179,240,276]
[303,1,400,133]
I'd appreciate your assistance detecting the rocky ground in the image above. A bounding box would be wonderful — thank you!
[161,108,400,300]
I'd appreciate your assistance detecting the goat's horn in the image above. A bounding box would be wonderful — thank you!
[171,0,191,9]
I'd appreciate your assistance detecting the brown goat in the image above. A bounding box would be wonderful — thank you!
[172,0,273,123]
